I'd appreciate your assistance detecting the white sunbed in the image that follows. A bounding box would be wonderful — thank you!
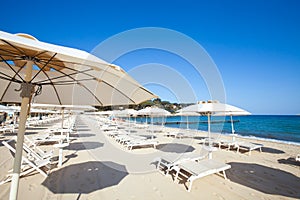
[0,138,51,185]
[213,139,237,150]
[235,141,263,155]
[125,139,158,150]
[24,137,54,160]
[0,125,14,134]
[33,134,67,145]
[156,153,206,175]
[173,159,231,192]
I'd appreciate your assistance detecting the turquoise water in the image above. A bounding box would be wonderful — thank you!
[135,115,300,144]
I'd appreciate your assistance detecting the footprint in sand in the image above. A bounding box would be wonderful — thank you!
[71,173,79,179]
[86,177,95,184]
[213,192,225,200]
[28,184,36,191]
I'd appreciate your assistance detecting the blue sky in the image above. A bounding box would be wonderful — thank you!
[1,0,300,114]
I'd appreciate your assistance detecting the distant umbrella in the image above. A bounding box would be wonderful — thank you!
[177,100,250,158]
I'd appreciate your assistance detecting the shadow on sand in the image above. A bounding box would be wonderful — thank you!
[261,146,285,154]
[66,142,104,151]
[227,162,300,199]
[75,133,96,138]
[42,161,128,194]
[278,157,300,166]
[156,143,195,153]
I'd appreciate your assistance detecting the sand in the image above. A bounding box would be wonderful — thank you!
[0,114,299,200]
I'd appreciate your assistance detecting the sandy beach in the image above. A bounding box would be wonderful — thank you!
[0,115,299,200]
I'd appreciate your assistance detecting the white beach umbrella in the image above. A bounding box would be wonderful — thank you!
[0,30,156,200]
[177,100,250,158]
[137,107,170,137]
[137,106,170,116]
[114,109,138,128]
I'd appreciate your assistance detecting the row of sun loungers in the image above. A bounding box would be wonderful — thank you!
[106,129,158,150]
[96,116,159,151]
[213,139,263,155]
[0,115,78,185]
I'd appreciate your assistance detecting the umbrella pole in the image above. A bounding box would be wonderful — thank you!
[9,61,33,200]
[61,107,65,129]
[207,113,212,159]
[230,115,235,134]
[230,115,236,141]
[187,115,189,130]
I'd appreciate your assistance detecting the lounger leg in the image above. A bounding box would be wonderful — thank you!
[188,180,193,192]
[223,170,227,180]
[173,166,180,182]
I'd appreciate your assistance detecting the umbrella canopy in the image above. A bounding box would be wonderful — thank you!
[113,108,138,117]
[137,106,170,116]
[178,100,249,114]
[0,31,156,106]
[0,30,156,200]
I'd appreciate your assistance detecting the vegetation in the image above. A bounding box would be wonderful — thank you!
[97,98,193,113]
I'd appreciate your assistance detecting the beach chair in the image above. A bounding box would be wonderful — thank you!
[0,139,51,185]
[0,125,14,134]
[165,132,195,139]
[33,134,67,145]
[125,139,158,150]
[24,137,54,160]
[156,153,206,175]
[172,159,231,192]
[213,139,236,150]
[235,141,263,155]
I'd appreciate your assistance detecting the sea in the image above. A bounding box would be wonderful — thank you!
[135,115,300,145]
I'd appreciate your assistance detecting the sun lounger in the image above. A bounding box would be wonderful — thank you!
[125,139,158,150]
[0,139,51,185]
[213,139,236,150]
[157,153,206,175]
[165,132,195,139]
[173,159,231,192]
[235,141,263,155]
[0,125,14,134]
[24,137,54,160]
[33,134,67,145]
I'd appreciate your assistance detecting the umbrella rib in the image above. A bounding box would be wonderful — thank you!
[39,78,96,85]
[37,67,62,105]
[0,39,26,55]
[0,55,25,82]
[36,66,104,106]
[101,80,136,104]
[0,49,26,58]
[35,69,93,84]
[0,66,24,101]
[30,53,57,82]
[32,50,50,58]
